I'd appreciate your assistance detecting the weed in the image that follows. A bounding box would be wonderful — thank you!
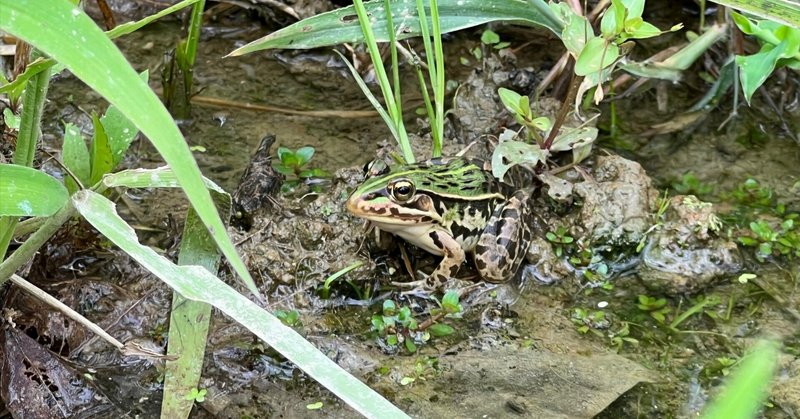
[671,172,713,196]
[184,388,207,403]
[370,291,462,354]
[637,295,670,323]
[546,226,574,257]
[274,146,330,193]
[274,309,301,327]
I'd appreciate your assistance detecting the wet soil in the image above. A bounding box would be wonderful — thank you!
[5,4,800,419]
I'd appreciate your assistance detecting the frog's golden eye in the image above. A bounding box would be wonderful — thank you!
[389,180,415,202]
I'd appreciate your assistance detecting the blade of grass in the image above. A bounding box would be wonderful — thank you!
[0,0,263,300]
[415,0,440,150]
[352,0,415,163]
[712,0,800,29]
[384,0,403,114]
[334,51,400,142]
[430,0,445,157]
[228,0,564,54]
[161,207,217,419]
[72,190,410,418]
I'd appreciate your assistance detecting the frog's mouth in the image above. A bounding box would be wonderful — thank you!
[345,193,437,226]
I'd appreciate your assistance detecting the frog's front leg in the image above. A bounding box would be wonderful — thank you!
[426,230,466,289]
[474,190,532,283]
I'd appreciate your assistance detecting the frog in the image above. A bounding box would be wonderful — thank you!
[345,157,533,290]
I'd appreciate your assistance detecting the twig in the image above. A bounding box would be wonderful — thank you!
[543,71,584,150]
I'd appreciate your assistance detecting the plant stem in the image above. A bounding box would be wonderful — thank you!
[430,0,445,158]
[543,68,583,150]
[0,54,52,260]
[0,201,75,287]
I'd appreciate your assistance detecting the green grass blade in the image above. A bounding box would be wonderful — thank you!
[701,340,779,419]
[0,164,68,217]
[228,0,563,55]
[333,51,401,147]
[430,0,445,157]
[161,207,217,419]
[72,190,410,419]
[105,0,202,39]
[712,0,800,29]
[62,123,90,193]
[0,0,263,301]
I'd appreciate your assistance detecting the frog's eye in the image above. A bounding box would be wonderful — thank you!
[389,180,415,202]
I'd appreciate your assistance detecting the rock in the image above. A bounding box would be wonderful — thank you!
[523,237,570,284]
[639,196,742,294]
[573,156,658,247]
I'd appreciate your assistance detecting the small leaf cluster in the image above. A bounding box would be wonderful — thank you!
[59,73,145,195]
[275,146,330,193]
[370,291,462,354]
[545,225,574,257]
[274,309,301,327]
[732,12,800,104]
[571,307,610,335]
[491,88,598,180]
[739,217,800,261]
[671,172,713,197]
[550,0,681,104]
[636,295,670,323]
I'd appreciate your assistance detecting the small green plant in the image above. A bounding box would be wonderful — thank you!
[728,178,775,210]
[274,146,330,193]
[184,387,207,403]
[274,309,301,327]
[608,322,639,352]
[669,294,721,331]
[571,307,610,335]
[636,295,670,323]
[546,226,574,257]
[370,291,462,354]
[731,12,800,105]
[480,28,510,50]
[738,217,800,261]
[704,356,738,378]
[671,172,713,196]
[319,261,365,299]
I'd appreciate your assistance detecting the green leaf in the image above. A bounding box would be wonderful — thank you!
[0,164,68,216]
[574,37,620,76]
[549,126,598,152]
[102,167,227,194]
[71,190,409,418]
[701,340,779,419]
[621,0,645,19]
[0,57,54,102]
[491,141,545,181]
[531,116,552,131]
[626,20,662,39]
[61,123,90,194]
[715,0,800,32]
[736,36,797,104]
[559,6,593,56]
[428,323,455,337]
[295,146,315,166]
[405,338,417,353]
[228,0,562,55]
[0,0,261,299]
[600,1,624,38]
[101,72,145,167]
[498,87,523,115]
[383,299,397,316]
[89,113,114,185]
[3,108,20,130]
[481,29,500,44]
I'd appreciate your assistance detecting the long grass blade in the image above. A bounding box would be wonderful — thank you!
[0,0,263,300]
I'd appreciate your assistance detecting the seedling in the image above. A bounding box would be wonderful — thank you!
[370,291,463,354]
[184,388,207,403]
[274,146,330,193]
[480,29,510,50]
[636,295,670,323]
[546,226,574,257]
[671,172,713,196]
[571,307,609,336]
[274,309,301,327]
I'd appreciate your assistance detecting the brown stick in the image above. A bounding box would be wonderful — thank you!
[543,69,584,150]
[95,0,117,30]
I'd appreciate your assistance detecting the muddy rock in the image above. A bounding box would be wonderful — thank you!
[523,236,570,284]
[573,155,658,247]
[639,195,742,294]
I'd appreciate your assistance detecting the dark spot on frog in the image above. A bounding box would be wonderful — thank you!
[429,232,444,250]
[475,257,487,271]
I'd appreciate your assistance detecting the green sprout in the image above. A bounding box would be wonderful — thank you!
[184,388,207,403]
[546,226,574,257]
[636,295,670,323]
[274,146,330,193]
[274,309,301,327]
